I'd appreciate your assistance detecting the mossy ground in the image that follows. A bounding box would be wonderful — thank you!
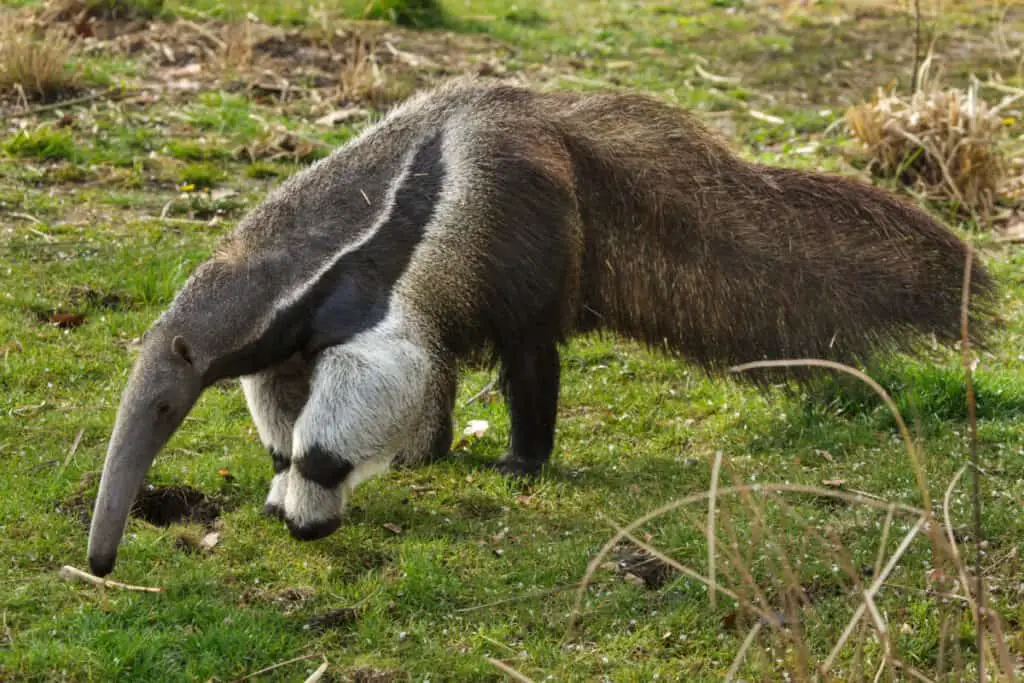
[1,0,1022,680]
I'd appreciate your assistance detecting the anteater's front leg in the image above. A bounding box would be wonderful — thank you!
[495,340,561,477]
[240,354,313,519]
[283,328,440,541]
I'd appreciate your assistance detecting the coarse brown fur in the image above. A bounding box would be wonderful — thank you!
[536,87,993,371]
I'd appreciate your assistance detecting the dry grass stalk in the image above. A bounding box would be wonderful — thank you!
[707,449,723,610]
[338,37,386,106]
[486,657,536,683]
[561,345,1019,680]
[228,653,322,683]
[845,54,1013,220]
[220,20,253,70]
[0,16,81,102]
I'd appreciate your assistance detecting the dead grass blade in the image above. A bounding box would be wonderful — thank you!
[725,620,763,682]
[486,657,536,682]
[821,516,928,674]
[707,449,723,610]
[229,653,322,682]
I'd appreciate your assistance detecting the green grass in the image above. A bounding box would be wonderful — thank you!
[1,0,1023,680]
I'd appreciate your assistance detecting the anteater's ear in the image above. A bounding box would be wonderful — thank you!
[171,335,194,366]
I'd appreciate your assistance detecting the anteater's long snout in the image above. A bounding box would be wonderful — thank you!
[87,419,161,577]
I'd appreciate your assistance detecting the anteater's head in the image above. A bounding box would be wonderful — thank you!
[87,327,203,577]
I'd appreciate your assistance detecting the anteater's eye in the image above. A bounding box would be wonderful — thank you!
[157,403,171,416]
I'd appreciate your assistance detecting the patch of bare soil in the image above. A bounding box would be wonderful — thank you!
[130,483,223,526]
[348,668,410,683]
[602,541,679,590]
[704,1,1024,107]
[6,1,514,118]
[56,477,224,530]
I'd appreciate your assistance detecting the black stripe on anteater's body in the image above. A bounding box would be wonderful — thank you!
[87,77,995,576]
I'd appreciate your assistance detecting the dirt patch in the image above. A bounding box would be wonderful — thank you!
[602,542,679,590]
[130,483,223,527]
[303,606,360,632]
[5,4,511,117]
[55,474,98,529]
[348,668,410,683]
[67,285,134,311]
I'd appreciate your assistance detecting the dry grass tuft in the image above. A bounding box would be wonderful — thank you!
[845,56,1016,220]
[220,21,254,70]
[338,37,388,106]
[0,15,81,102]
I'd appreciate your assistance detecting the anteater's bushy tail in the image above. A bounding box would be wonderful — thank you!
[552,91,996,374]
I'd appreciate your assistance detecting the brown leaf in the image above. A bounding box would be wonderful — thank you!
[382,523,402,535]
[822,479,846,488]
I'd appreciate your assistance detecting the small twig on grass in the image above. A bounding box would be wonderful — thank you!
[454,582,582,613]
[302,658,329,683]
[694,64,740,85]
[140,214,218,227]
[59,565,163,593]
[9,214,56,243]
[9,212,42,224]
[62,428,85,468]
[462,377,498,408]
[179,18,226,50]
[229,653,322,682]
[486,657,536,683]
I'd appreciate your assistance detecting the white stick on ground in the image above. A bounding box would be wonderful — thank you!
[58,565,163,593]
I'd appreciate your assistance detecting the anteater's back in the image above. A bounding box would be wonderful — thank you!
[533,87,994,370]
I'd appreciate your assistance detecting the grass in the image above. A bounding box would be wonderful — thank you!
[1,0,1023,680]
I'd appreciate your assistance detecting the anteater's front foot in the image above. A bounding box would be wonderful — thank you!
[493,452,547,478]
[286,515,342,541]
[262,472,289,521]
[261,502,285,520]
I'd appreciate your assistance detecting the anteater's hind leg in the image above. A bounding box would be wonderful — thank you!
[283,313,445,541]
[495,340,561,477]
[239,353,312,519]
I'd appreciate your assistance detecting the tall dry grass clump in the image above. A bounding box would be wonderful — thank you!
[0,15,81,102]
[845,56,1015,221]
[488,250,1016,682]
